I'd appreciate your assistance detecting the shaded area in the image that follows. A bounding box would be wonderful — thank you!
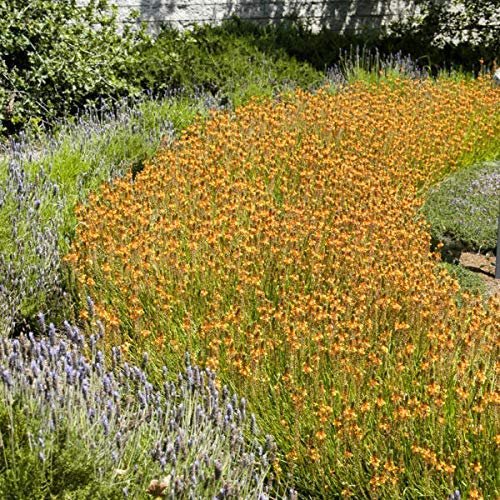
[132,0,416,32]
[459,252,500,297]
[128,1,496,74]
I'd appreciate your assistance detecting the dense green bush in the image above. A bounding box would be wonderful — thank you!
[0,0,146,134]
[211,17,374,72]
[395,0,499,51]
[218,15,498,77]
[0,7,326,136]
[131,23,325,107]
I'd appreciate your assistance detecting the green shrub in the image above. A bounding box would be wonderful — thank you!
[132,22,325,107]
[213,16,375,71]
[218,16,498,78]
[422,160,500,252]
[0,0,147,134]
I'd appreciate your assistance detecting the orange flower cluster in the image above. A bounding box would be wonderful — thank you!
[66,78,499,497]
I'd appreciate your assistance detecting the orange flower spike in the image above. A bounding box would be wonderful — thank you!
[67,78,499,496]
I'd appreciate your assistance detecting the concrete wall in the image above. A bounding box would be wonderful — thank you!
[112,0,417,33]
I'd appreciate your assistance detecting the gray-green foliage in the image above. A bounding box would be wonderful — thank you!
[439,262,487,301]
[0,159,66,335]
[422,160,500,251]
[0,0,147,134]
[0,318,276,498]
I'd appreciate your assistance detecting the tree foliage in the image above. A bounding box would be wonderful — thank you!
[403,0,499,49]
[0,0,147,134]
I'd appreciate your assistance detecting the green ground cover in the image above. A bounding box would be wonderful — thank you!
[423,160,500,253]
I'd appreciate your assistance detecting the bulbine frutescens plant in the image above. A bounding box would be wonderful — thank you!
[69,77,500,497]
[0,308,278,498]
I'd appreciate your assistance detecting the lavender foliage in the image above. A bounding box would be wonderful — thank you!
[0,92,223,337]
[0,157,65,335]
[0,319,276,498]
[327,47,428,86]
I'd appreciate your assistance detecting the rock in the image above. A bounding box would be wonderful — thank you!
[440,234,467,264]
[146,478,169,497]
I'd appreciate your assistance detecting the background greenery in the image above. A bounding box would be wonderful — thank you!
[2,0,498,136]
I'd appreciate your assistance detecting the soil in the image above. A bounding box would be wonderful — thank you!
[459,252,500,297]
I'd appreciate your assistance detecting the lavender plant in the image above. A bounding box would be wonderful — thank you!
[327,47,428,86]
[0,310,277,498]
[0,158,66,336]
[0,93,216,337]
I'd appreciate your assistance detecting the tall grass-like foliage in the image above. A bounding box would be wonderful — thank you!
[0,311,277,498]
[68,77,500,497]
[0,95,214,336]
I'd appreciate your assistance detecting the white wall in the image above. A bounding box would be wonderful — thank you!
[111,0,417,32]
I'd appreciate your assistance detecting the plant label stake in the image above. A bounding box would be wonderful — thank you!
[496,197,500,279]
[494,70,500,279]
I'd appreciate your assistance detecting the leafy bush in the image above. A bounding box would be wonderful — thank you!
[397,0,499,51]
[0,0,146,134]
[218,15,498,78]
[131,23,325,107]
[423,160,500,252]
[210,17,375,72]
[0,8,327,136]
[382,0,499,75]
[0,314,278,498]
